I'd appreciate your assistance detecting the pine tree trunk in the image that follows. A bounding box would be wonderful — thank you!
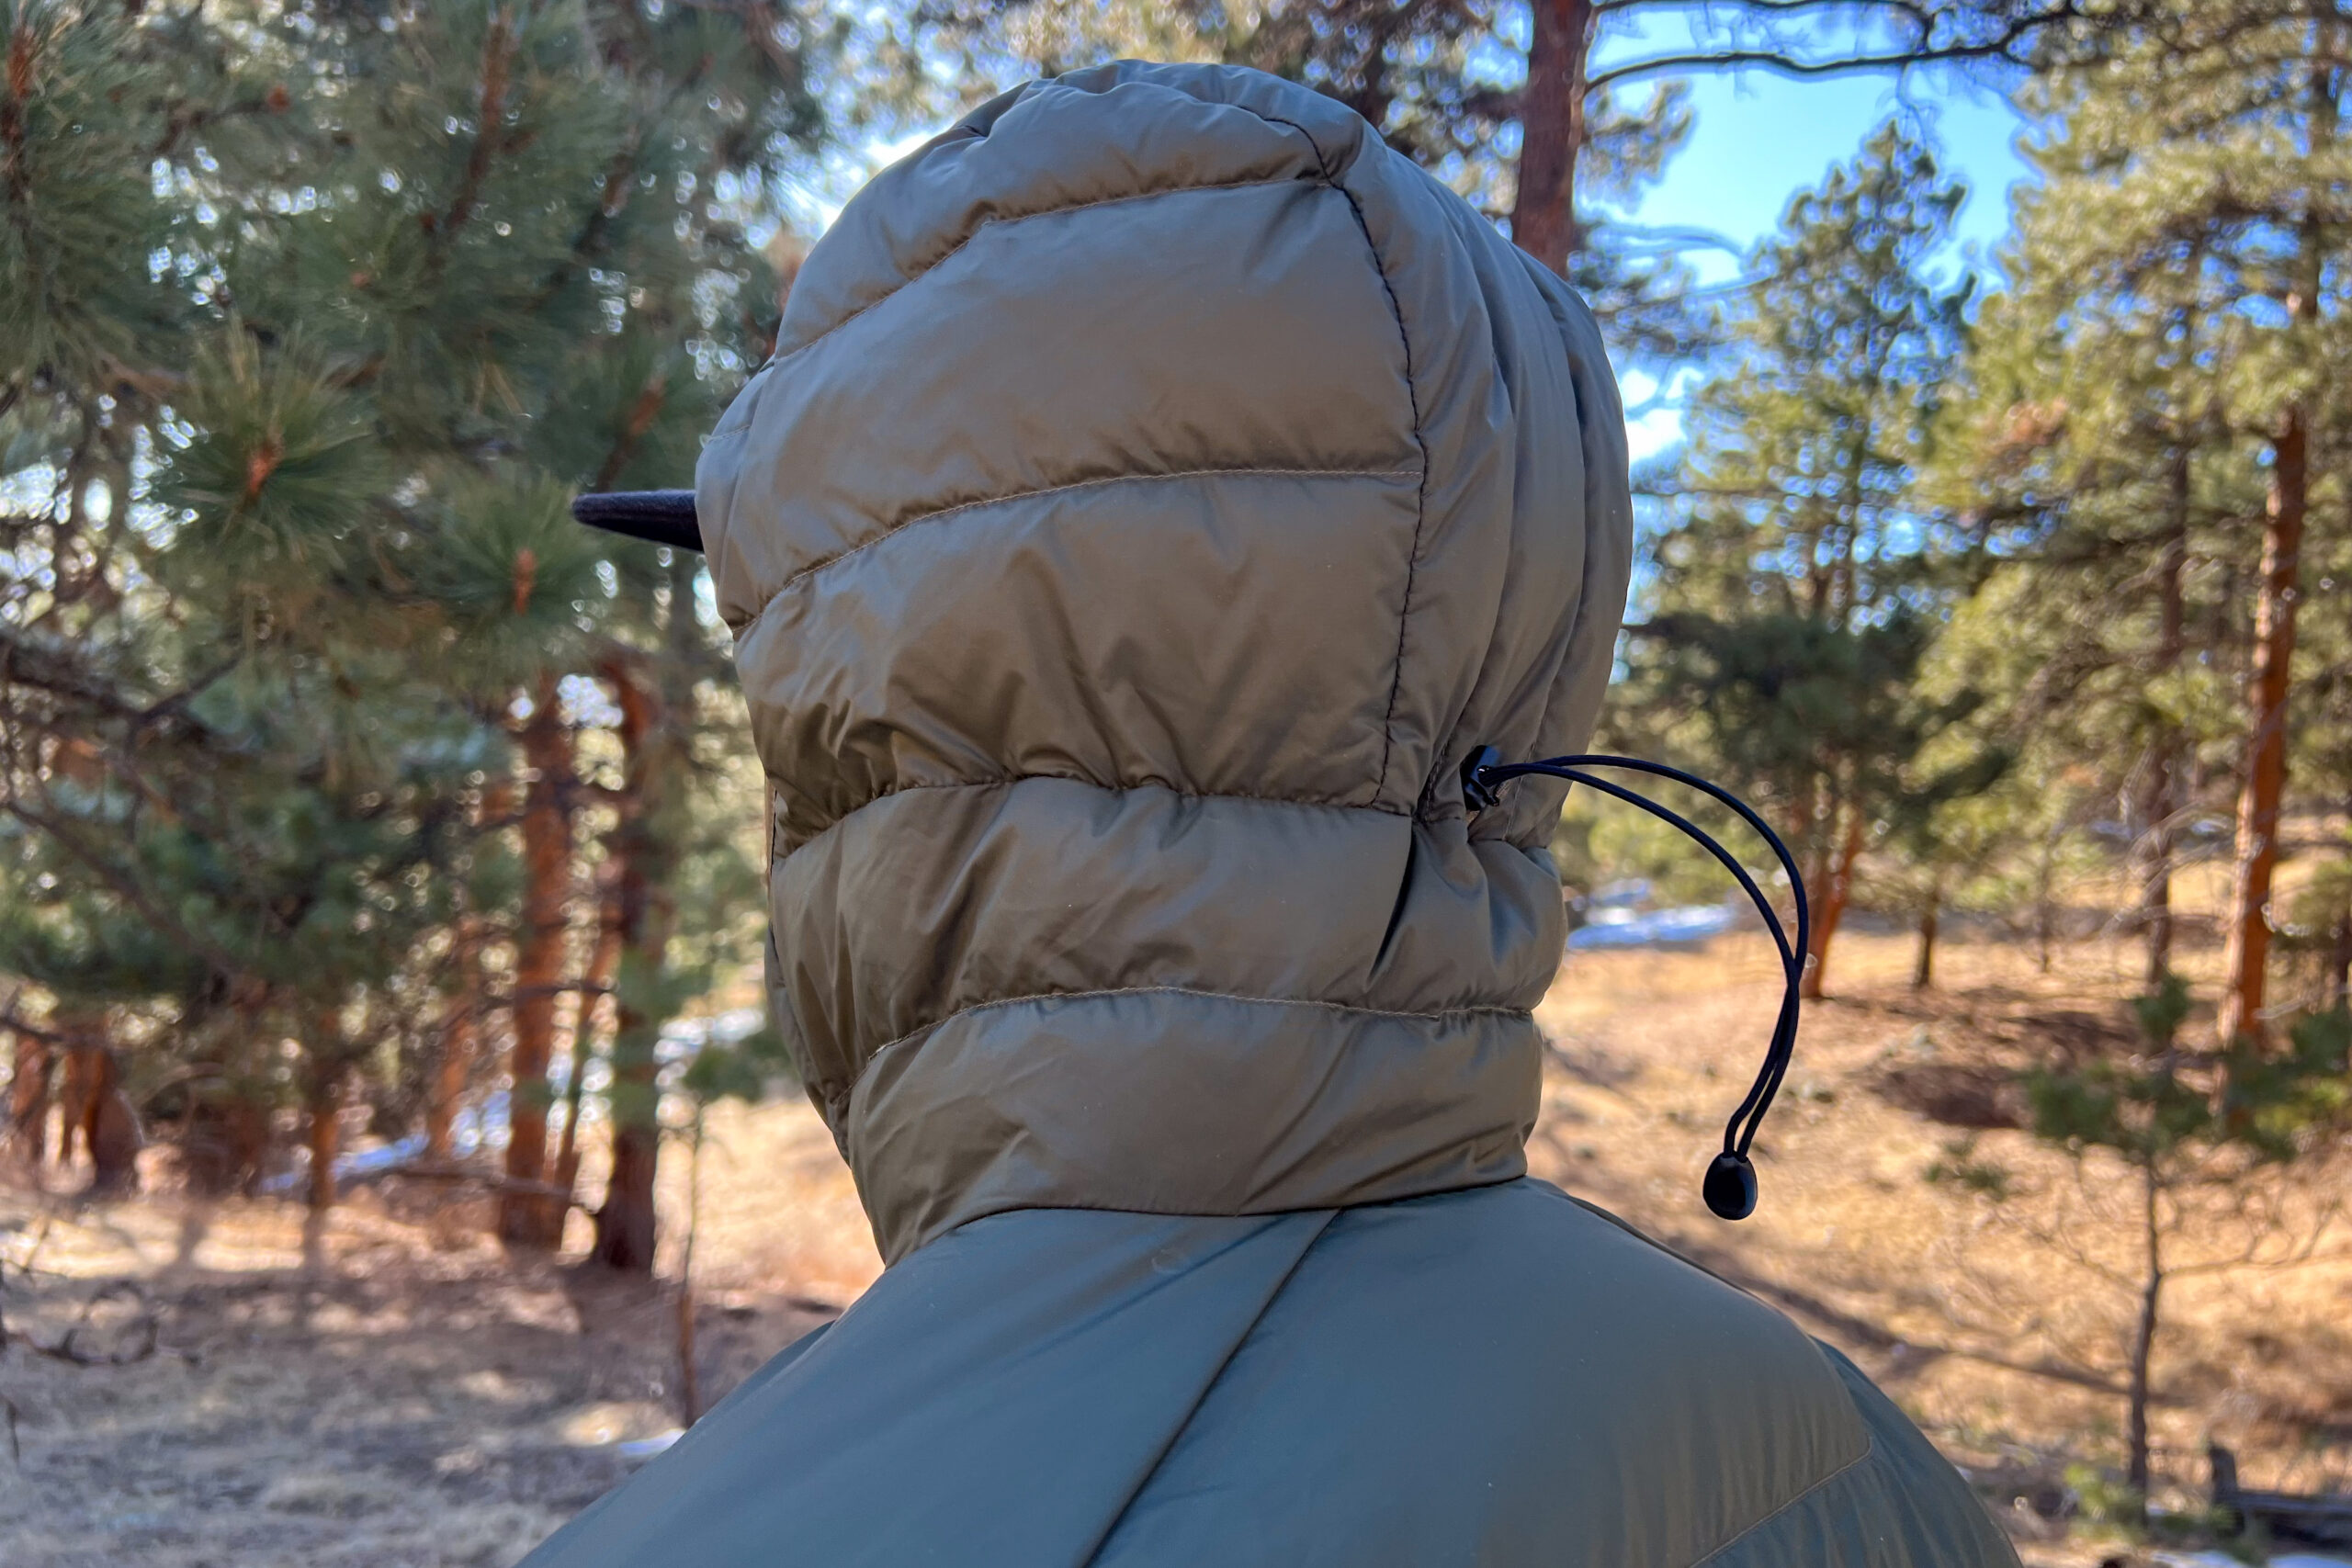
[2220,44,2330,1045]
[222,985,274,1196]
[59,1022,140,1196]
[1510,0,1596,274]
[2126,1156,2164,1507]
[226,1095,271,1198]
[591,654,676,1275]
[552,857,625,1208]
[2216,407,2306,1047]
[425,913,482,1161]
[501,671,577,1248]
[306,1059,343,1212]
[2035,829,2060,975]
[1911,879,1940,991]
[2133,755,2175,987]
[431,779,512,1164]
[81,1055,140,1196]
[1798,783,1836,994]
[2135,448,2190,987]
[5,1032,49,1168]
[1801,803,1864,1001]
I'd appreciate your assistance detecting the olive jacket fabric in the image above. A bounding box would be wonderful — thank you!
[522,62,2020,1568]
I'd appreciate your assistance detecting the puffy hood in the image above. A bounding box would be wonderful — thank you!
[697,61,1634,1263]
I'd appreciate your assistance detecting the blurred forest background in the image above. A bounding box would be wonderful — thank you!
[2,1,2350,1564]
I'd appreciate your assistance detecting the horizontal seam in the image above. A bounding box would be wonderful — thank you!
[922,1175,1533,1258]
[1684,1434,1877,1568]
[744,465,1422,632]
[769,775,1411,866]
[765,175,1323,374]
[841,987,1535,1118]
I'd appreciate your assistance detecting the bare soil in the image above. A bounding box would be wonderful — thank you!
[3,928,2347,1566]
[0,1110,868,1568]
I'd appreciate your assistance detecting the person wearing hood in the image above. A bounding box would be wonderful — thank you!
[529,60,2020,1568]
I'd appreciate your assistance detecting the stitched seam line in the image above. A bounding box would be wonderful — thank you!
[1685,1434,1878,1568]
[837,987,1534,1122]
[769,774,1411,867]
[768,175,1315,371]
[1524,278,1595,761]
[1075,1208,1344,1567]
[1216,103,1430,810]
[1284,143,1427,809]
[745,465,1419,632]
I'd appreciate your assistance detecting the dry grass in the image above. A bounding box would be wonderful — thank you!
[3,925,2347,1566]
[1537,928,2352,1565]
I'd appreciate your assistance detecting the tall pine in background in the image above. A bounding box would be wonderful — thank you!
[2039,2,2350,1045]
[1946,0,2352,1032]
[1620,122,1979,998]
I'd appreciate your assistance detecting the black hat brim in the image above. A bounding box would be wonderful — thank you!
[571,490,702,554]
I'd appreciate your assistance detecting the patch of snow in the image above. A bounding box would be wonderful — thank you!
[615,1429,684,1461]
[1567,902,1738,951]
[2154,1554,2352,1567]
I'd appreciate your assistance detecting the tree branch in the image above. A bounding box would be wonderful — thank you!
[1587,2,2098,92]
[0,797,246,979]
[429,10,519,249]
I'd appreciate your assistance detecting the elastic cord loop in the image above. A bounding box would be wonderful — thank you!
[1461,748,1810,1220]
[1526,766,1802,1153]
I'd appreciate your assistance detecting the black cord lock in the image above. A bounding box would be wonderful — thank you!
[1460,746,1506,811]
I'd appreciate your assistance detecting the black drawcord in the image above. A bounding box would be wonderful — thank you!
[1459,748,1810,1221]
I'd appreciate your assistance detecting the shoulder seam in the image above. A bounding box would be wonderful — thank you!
[1686,1434,1878,1568]
[1073,1208,1345,1567]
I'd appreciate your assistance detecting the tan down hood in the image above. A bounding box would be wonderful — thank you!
[697,60,1633,1264]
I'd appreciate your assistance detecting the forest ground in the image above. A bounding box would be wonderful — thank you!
[2,924,2348,1567]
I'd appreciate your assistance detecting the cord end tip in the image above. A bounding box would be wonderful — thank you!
[1703,1151,1758,1221]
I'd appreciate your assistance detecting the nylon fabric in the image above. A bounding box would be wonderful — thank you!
[1089,1181,1871,1568]
[700,58,1626,1252]
[1693,1348,2022,1566]
[520,1186,2016,1567]
[520,1208,1339,1568]
[847,990,1540,1255]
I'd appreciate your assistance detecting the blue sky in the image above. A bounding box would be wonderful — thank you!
[1601,58,2032,457]
[822,20,2041,460]
[1601,62,2030,274]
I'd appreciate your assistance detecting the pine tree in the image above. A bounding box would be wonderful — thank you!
[1988,0,2352,1041]
[1509,0,2158,279]
[1622,120,1977,997]
[1931,172,2258,989]
[2022,977,2349,1504]
[0,1,844,1270]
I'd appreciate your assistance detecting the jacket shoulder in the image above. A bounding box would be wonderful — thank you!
[1691,1339,2020,1568]
[1101,1180,2014,1566]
